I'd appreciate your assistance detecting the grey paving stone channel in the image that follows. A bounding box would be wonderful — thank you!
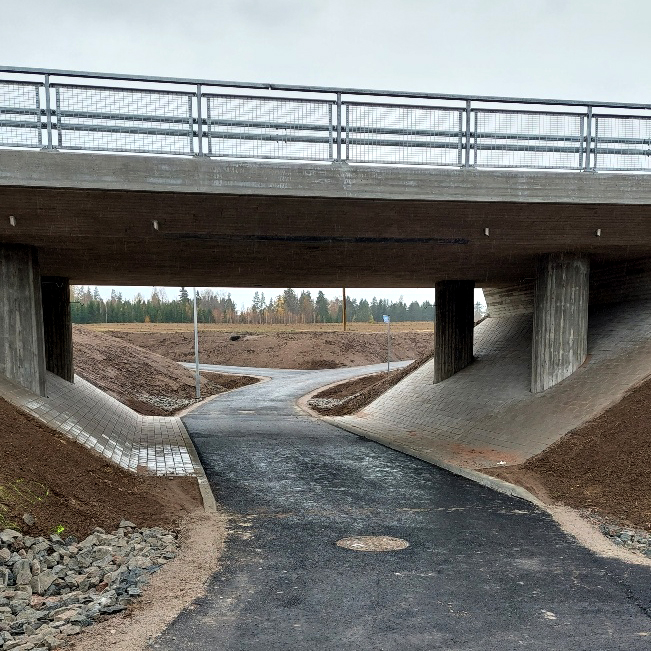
[336,301,651,469]
[147,362,651,651]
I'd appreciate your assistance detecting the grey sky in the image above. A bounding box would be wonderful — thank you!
[3,0,646,306]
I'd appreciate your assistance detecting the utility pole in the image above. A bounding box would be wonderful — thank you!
[193,287,201,399]
[343,287,347,331]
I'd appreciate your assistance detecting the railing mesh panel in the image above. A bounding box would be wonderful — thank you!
[206,95,333,161]
[0,82,41,148]
[54,85,194,155]
[344,103,462,165]
[473,110,584,169]
[593,116,651,171]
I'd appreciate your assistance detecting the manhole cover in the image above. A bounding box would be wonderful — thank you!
[336,536,409,552]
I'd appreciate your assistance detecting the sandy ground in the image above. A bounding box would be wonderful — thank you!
[73,326,258,415]
[69,509,229,651]
[102,328,434,370]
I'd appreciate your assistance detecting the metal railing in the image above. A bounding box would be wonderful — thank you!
[2,65,651,172]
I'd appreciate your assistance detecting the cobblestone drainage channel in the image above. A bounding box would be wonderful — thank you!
[336,536,410,552]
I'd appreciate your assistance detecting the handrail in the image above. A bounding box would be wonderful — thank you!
[2,66,651,172]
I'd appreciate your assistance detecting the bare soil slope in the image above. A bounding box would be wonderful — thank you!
[0,398,201,539]
[309,352,434,416]
[103,329,434,370]
[73,326,258,415]
[486,374,651,531]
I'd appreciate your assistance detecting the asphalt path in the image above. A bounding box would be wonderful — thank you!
[154,363,651,650]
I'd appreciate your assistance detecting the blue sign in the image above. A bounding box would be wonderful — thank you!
[383,315,390,323]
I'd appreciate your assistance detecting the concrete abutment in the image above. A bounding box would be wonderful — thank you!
[531,253,590,393]
[42,277,74,383]
[434,280,475,383]
[0,246,74,395]
[0,244,47,396]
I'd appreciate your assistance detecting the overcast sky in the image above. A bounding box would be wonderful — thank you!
[3,0,647,305]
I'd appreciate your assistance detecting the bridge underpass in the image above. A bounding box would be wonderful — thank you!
[2,66,651,406]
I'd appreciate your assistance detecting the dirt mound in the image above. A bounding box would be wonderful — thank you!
[486,374,651,531]
[0,398,201,539]
[309,352,434,416]
[104,329,434,370]
[73,326,258,415]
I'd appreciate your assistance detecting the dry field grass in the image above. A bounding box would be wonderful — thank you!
[85,321,435,334]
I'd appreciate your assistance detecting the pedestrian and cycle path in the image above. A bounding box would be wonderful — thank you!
[150,354,651,650]
[333,301,651,470]
[0,362,408,477]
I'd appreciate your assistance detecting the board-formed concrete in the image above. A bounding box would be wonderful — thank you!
[531,253,590,393]
[0,244,46,395]
[434,280,475,383]
[332,300,651,469]
[3,150,651,286]
[41,277,74,383]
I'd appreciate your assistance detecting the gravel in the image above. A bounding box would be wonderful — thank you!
[0,523,179,650]
[599,522,651,555]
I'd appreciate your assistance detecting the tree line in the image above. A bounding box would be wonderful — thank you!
[71,286,484,324]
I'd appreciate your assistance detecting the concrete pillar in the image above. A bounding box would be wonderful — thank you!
[0,245,46,395]
[41,277,74,383]
[434,280,475,383]
[531,253,589,393]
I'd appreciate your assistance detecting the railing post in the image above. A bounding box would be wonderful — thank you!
[196,84,203,156]
[464,100,471,168]
[584,106,592,171]
[44,74,53,149]
[336,92,342,162]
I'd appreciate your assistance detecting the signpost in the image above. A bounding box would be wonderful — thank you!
[383,314,391,373]
[193,287,200,399]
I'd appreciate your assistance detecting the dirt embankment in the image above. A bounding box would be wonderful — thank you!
[73,326,258,415]
[309,352,434,416]
[103,329,434,370]
[486,374,651,531]
[0,398,202,539]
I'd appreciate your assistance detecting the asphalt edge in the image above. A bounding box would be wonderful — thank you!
[176,418,218,514]
[323,417,546,508]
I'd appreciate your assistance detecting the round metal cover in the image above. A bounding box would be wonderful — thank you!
[336,536,409,552]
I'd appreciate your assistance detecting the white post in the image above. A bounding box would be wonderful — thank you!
[193,287,201,399]
[387,319,391,374]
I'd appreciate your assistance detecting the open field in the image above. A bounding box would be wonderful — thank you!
[85,321,435,334]
[95,326,434,370]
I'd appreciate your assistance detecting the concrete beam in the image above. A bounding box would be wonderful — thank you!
[434,280,475,383]
[4,149,651,205]
[41,277,74,383]
[0,244,46,395]
[531,253,589,393]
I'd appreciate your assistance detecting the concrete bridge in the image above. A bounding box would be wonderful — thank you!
[2,67,651,400]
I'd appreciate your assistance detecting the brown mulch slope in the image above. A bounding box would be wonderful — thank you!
[485,374,651,530]
[0,398,201,539]
[73,326,258,415]
[310,352,434,416]
[105,330,434,370]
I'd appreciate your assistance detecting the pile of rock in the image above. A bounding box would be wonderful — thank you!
[136,393,201,412]
[600,523,651,556]
[308,393,361,411]
[0,521,179,650]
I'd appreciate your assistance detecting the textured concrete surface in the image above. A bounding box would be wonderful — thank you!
[333,300,651,469]
[153,360,651,650]
[0,244,46,395]
[531,253,589,392]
